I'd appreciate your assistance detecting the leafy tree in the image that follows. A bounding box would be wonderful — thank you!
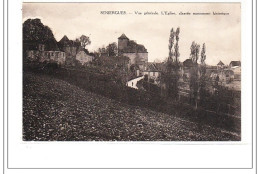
[23,18,59,51]
[79,35,91,49]
[162,27,180,100]
[173,27,180,63]
[199,43,207,104]
[189,41,200,108]
[106,42,118,56]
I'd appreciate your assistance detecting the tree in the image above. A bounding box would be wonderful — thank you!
[79,35,91,49]
[173,27,180,63]
[199,43,207,104]
[200,43,206,65]
[98,46,106,56]
[167,28,175,64]
[162,27,180,100]
[190,41,200,64]
[106,42,118,56]
[189,41,200,108]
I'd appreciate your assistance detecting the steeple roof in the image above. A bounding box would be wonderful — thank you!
[217,61,224,66]
[59,35,69,43]
[118,33,129,40]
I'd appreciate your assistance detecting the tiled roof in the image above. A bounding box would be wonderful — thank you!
[183,59,194,67]
[229,61,241,67]
[146,63,159,72]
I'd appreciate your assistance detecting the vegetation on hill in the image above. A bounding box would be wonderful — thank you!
[23,72,240,141]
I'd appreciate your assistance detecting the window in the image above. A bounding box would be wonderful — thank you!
[153,72,155,76]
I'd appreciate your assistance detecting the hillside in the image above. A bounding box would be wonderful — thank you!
[23,72,240,141]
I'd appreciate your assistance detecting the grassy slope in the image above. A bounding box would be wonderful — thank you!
[23,72,240,141]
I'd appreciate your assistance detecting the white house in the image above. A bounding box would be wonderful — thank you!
[229,61,241,80]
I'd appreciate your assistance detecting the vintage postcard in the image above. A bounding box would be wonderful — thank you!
[22,2,241,141]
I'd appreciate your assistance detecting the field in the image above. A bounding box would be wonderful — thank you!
[23,72,240,141]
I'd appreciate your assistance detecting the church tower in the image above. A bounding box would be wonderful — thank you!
[118,33,129,54]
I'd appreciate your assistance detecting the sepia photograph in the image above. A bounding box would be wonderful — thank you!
[22,2,241,141]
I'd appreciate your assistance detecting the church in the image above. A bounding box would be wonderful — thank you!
[117,34,148,71]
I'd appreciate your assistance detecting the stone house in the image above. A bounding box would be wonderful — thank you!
[217,61,225,69]
[181,59,198,81]
[76,49,94,65]
[118,34,148,71]
[143,63,161,84]
[26,43,66,65]
[219,69,235,83]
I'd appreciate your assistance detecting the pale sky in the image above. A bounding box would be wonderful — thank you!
[23,3,241,65]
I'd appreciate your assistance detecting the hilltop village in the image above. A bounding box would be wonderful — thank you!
[24,19,241,93]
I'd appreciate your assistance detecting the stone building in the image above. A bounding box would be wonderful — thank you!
[143,63,161,84]
[76,49,94,65]
[217,61,225,69]
[58,35,81,65]
[118,34,148,71]
[26,43,66,65]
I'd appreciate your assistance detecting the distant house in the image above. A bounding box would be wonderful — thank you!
[181,59,197,81]
[130,64,140,77]
[217,61,225,69]
[26,43,66,65]
[229,61,241,80]
[183,59,194,68]
[229,61,241,68]
[143,63,161,84]
[118,34,148,71]
[219,69,235,83]
[76,49,94,65]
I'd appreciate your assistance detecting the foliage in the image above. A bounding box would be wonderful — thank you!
[199,43,207,103]
[189,41,200,107]
[79,35,91,49]
[23,18,56,43]
[23,18,59,51]
[106,42,118,56]
[162,27,180,100]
